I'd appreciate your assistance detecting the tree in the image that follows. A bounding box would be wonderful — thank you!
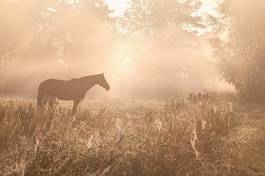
[211,0,265,102]
[0,0,116,96]
[122,0,202,36]
[117,0,217,98]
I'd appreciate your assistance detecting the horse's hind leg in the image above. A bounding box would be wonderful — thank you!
[48,97,59,109]
[37,94,48,112]
[37,92,44,108]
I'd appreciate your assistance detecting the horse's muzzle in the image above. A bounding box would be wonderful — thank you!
[105,87,110,91]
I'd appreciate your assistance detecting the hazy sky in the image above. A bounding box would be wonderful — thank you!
[105,0,218,16]
[105,0,130,16]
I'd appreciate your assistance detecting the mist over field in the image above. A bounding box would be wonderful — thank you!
[0,0,233,99]
[1,1,265,176]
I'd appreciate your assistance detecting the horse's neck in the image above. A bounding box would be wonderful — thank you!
[78,76,99,90]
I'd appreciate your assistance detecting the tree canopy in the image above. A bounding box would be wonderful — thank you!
[211,0,265,101]
[0,0,224,98]
[0,0,115,95]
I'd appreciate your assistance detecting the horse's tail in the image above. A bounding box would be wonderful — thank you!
[37,85,44,108]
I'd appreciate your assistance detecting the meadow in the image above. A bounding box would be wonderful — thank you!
[0,93,264,176]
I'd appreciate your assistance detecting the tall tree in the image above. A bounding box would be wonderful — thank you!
[117,0,216,97]
[211,0,265,101]
[122,0,202,36]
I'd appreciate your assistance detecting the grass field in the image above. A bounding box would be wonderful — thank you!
[0,93,264,176]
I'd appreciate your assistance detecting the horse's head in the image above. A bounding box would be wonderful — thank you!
[98,73,110,91]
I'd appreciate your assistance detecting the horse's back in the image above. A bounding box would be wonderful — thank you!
[38,79,77,100]
[40,78,62,84]
[39,79,67,93]
[39,79,67,87]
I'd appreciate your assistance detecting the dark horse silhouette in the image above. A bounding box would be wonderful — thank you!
[37,73,110,114]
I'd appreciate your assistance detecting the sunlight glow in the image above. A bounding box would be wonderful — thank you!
[199,0,220,16]
[105,0,218,17]
[105,0,130,16]
[120,57,134,74]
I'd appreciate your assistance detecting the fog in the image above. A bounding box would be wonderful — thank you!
[0,0,233,99]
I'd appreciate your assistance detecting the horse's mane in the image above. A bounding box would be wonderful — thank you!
[79,74,102,79]
[70,74,101,81]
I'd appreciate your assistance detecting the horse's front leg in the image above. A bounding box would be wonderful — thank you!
[72,99,81,115]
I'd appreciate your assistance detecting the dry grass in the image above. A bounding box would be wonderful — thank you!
[0,93,261,176]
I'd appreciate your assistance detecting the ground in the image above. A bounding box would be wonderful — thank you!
[0,94,264,176]
[232,104,265,175]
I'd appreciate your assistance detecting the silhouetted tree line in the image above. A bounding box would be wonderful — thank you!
[1,0,213,97]
[4,0,259,99]
[211,0,265,102]
[0,0,112,61]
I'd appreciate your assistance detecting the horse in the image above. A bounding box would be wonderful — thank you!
[37,73,110,114]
